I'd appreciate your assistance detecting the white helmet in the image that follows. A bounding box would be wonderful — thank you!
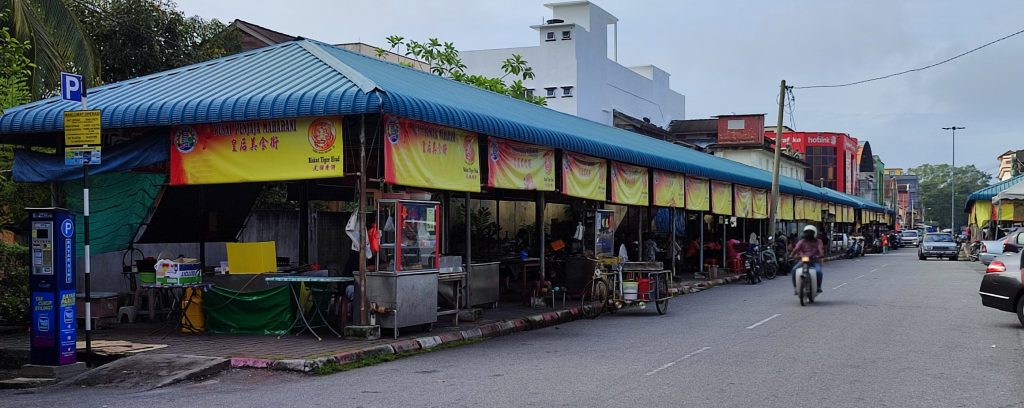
[803,225,818,237]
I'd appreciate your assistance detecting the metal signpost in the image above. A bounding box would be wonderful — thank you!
[61,72,100,355]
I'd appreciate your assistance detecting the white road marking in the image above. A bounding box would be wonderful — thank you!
[868,268,879,274]
[854,275,865,280]
[645,347,712,376]
[832,282,848,290]
[746,313,782,329]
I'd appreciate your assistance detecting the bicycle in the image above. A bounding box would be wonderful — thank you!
[580,266,610,319]
[579,261,671,317]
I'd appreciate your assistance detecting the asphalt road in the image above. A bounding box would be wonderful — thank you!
[5,249,1024,408]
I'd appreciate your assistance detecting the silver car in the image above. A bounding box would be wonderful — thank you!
[918,233,959,261]
[979,239,1006,265]
[901,230,921,247]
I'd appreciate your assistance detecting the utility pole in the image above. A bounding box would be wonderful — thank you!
[768,79,787,237]
[942,126,964,231]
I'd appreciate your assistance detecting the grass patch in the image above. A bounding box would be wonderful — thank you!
[313,337,485,375]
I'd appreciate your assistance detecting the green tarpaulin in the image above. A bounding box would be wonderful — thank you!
[202,285,293,335]
[64,172,165,254]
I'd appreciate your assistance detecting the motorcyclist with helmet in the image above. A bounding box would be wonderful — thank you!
[789,225,825,293]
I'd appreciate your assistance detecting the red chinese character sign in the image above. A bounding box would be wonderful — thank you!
[170,117,343,185]
[486,138,555,191]
[383,115,481,192]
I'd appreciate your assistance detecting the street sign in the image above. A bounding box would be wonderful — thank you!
[63,110,101,146]
[60,73,84,102]
[64,146,102,166]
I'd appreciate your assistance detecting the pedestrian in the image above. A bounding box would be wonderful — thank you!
[881,233,889,254]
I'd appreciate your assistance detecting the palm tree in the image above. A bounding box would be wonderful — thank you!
[1,0,98,97]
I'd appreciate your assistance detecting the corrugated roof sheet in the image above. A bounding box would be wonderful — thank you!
[0,39,858,203]
[965,174,1024,208]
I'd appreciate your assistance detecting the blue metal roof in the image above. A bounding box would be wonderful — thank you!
[965,174,1024,209]
[0,39,859,203]
[0,42,382,133]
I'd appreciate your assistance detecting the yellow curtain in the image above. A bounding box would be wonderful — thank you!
[711,181,733,216]
[781,194,795,220]
[752,189,768,219]
[733,185,753,218]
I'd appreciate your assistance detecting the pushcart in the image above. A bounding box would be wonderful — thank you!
[579,260,671,317]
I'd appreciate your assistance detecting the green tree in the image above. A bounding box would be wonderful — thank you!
[1,0,99,97]
[385,36,546,105]
[0,11,32,111]
[910,164,992,228]
[69,0,238,84]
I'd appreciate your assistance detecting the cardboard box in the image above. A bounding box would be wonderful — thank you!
[156,259,202,285]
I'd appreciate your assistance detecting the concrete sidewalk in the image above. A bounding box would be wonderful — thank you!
[0,272,749,377]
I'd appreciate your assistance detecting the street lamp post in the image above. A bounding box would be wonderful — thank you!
[942,126,964,232]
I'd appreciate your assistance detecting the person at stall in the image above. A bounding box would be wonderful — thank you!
[686,238,700,273]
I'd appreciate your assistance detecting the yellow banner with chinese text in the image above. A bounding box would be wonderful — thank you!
[384,115,480,192]
[753,189,768,219]
[562,151,607,201]
[653,170,685,208]
[711,180,733,216]
[733,185,753,218]
[610,162,649,206]
[486,138,555,191]
[685,177,709,211]
[170,117,343,185]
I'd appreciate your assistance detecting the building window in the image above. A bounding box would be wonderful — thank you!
[562,30,572,40]
[727,119,745,130]
[545,87,557,98]
[561,86,574,97]
[546,32,556,42]
[805,146,837,189]
[525,88,534,99]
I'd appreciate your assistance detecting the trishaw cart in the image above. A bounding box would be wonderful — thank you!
[579,260,671,317]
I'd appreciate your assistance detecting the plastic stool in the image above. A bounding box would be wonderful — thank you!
[118,306,136,324]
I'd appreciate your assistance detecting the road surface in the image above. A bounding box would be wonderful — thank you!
[5,250,1024,407]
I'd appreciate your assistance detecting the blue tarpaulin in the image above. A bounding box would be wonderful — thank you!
[13,134,167,182]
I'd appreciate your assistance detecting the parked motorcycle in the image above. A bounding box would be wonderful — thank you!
[742,244,762,284]
[760,244,778,280]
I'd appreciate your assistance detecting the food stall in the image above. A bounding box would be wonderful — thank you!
[367,199,442,336]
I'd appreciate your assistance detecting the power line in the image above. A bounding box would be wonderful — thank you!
[794,26,1024,89]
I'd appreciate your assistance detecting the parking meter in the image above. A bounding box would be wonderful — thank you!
[28,208,77,366]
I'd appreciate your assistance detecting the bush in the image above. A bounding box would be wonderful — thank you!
[0,242,28,326]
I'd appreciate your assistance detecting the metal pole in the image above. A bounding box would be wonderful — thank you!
[768,80,787,237]
[699,211,704,276]
[537,192,546,280]
[82,164,91,356]
[943,126,964,231]
[670,208,677,280]
[464,192,471,275]
[358,115,368,325]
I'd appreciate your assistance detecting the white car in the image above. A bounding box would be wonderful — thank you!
[979,239,1006,265]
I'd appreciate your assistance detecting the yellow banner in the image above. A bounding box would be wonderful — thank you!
[486,138,555,191]
[610,162,649,205]
[384,115,480,192]
[781,194,794,220]
[733,185,753,218]
[170,117,343,185]
[794,197,804,220]
[753,189,768,219]
[686,177,709,211]
[562,151,607,201]
[974,201,992,226]
[652,170,685,208]
[711,180,733,215]
[812,201,823,221]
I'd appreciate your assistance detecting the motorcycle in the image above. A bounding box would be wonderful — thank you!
[967,241,981,262]
[742,244,762,284]
[794,256,818,306]
[774,237,791,275]
[760,244,778,280]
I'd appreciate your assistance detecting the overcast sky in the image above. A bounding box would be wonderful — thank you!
[176,0,1023,177]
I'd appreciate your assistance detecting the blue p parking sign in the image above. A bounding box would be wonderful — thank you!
[61,73,83,102]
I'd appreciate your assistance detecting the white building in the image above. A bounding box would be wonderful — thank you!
[460,1,686,127]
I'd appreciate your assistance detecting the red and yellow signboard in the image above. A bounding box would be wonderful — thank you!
[734,185,753,218]
[711,180,733,216]
[486,138,555,191]
[610,162,649,206]
[753,189,768,219]
[562,151,607,201]
[686,177,709,211]
[652,170,685,208]
[384,115,480,192]
[170,117,343,185]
